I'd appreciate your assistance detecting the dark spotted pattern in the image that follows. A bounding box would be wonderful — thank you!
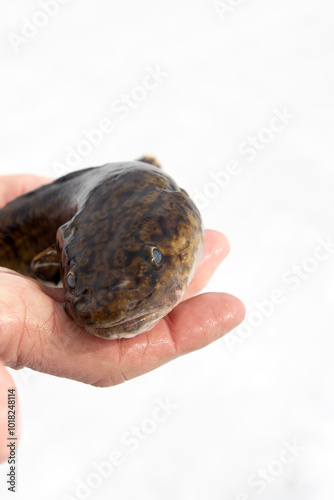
[0,161,204,339]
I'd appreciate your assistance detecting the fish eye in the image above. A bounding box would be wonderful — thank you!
[152,247,163,266]
[143,245,163,269]
[67,271,76,289]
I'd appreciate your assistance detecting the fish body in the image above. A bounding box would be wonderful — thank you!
[0,160,204,339]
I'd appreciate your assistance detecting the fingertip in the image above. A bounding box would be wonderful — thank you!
[204,229,230,260]
[220,292,246,330]
[168,292,245,354]
[184,230,231,299]
[204,292,246,337]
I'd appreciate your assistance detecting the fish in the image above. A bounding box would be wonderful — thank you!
[0,158,204,339]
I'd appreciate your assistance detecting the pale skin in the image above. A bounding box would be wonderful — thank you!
[0,175,245,463]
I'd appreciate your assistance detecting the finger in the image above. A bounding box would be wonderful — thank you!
[113,292,245,385]
[0,363,20,464]
[0,174,51,207]
[184,230,230,300]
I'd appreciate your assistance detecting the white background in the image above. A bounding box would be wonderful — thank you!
[0,1,333,499]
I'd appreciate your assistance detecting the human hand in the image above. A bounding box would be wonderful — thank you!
[0,174,245,462]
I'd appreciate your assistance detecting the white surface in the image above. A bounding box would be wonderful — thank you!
[0,1,333,499]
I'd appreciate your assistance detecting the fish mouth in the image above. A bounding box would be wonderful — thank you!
[80,289,184,340]
[83,310,162,339]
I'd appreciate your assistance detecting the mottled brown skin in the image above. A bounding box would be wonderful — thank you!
[0,161,204,339]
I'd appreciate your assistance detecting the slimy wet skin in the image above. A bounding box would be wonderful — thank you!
[0,160,204,339]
